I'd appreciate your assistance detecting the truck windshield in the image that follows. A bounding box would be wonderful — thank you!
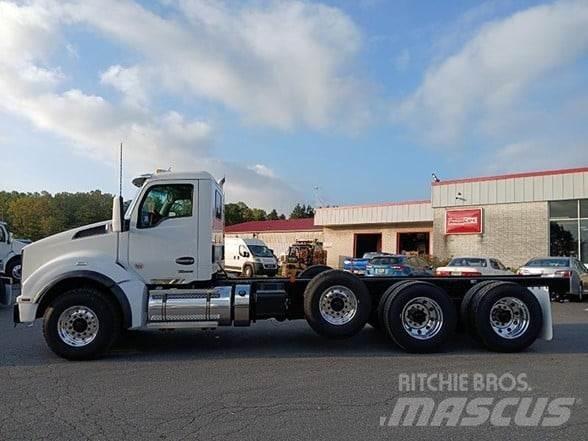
[249,245,274,258]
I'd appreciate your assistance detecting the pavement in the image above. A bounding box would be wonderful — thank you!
[1,300,587,441]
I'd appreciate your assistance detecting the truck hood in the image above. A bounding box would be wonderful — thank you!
[10,239,28,255]
[22,220,113,281]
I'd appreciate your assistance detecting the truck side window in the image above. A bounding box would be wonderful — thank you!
[138,184,193,228]
[490,259,500,269]
[0,227,5,242]
[215,190,223,220]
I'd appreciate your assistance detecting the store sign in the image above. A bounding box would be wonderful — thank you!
[445,209,483,235]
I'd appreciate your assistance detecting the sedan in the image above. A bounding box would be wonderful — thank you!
[366,255,433,277]
[436,257,513,277]
[517,256,588,301]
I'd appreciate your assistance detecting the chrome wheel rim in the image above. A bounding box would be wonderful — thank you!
[11,264,21,280]
[57,306,100,347]
[319,285,358,325]
[489,297,530,339]
[401,297,444,340]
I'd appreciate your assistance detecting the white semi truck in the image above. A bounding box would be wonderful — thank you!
[14,170,569,360]
[0,221,25,281]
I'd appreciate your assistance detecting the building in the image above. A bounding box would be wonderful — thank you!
[226,166,588,269]
[225,218,323,257]
[314,201,433,268]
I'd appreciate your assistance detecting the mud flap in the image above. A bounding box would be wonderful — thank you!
[530,287,552,341]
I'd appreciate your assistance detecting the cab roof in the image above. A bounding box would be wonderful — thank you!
[132,170,218,187]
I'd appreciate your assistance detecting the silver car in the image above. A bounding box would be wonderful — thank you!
[517,257,588,301]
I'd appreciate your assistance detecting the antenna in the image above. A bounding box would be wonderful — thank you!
[313,186,326,208]
[119,142,123,197]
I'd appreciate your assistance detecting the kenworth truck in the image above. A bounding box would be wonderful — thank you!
[14,171,569,360]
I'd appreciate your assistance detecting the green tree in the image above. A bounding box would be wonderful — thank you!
[267,209,279,220]
[290,203,314,219]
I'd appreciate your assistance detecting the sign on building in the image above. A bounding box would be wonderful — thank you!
[445,209,483,235]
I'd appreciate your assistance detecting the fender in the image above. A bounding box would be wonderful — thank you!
[21,252,148,328]
[36,270,134,328]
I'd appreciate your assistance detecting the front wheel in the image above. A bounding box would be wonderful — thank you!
[43,287,121,360]
[5,257,22,282]
[242,265,254,278]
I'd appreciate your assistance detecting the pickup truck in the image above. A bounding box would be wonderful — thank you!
[13,170,569,360]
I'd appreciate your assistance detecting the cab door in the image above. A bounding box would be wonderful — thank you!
[128,181,198,284]
[0,225,9,262]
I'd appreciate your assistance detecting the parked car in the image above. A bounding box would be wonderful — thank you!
[517,257,588,301]
[366,255,433,277]
[436,257,513,277]
[343,252,391,275]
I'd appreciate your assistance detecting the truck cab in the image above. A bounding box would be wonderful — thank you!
[0,221,26,281]
[224,237,278,277]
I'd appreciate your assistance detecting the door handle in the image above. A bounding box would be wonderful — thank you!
[176,257,195,265]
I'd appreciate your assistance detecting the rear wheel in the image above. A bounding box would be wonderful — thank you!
[303,270,371,339]
[572,283,584,302]
[460,281,502,336]
[382,282,456,353]
[370,281,416,331]
[43,287,121,360]
[471,283,542,352]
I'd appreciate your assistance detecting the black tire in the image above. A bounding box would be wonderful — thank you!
[471,283,542,352]
[5,256,22,282]
[298,265,332,279]
[303,270,371,339]
[459,281,502,336]
[382,282,457,353]
[370,281,417,331]
[242,264,254,278]
[571,284,584,302]
[42,287,121,360]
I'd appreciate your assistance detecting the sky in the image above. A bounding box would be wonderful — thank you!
[1,0,587,213]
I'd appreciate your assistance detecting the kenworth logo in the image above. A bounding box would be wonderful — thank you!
[380,373,579,427]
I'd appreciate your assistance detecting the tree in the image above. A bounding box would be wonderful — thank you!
[290,203,314,219]
[267,209,279,220]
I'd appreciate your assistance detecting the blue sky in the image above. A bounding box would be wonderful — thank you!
[1,0,587,213]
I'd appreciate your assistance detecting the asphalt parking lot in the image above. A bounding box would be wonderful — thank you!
[1,301,587,441]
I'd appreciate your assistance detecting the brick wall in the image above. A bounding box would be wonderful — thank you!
[323,223,433,268]
[432,202,549,269]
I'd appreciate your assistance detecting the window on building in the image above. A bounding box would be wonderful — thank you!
[549,199,588,264]
[549,200,578,219]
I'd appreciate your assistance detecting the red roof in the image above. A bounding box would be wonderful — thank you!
[225,218,320,233]
[433,166,588,186]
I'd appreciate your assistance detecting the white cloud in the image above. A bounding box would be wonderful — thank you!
[248,164,276,178]
[100,65,149,108]
[0,0,332,209]
[397,0,588,145]
[60,0,366,130]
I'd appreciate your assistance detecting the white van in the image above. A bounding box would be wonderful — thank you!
[224,237,278,277]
